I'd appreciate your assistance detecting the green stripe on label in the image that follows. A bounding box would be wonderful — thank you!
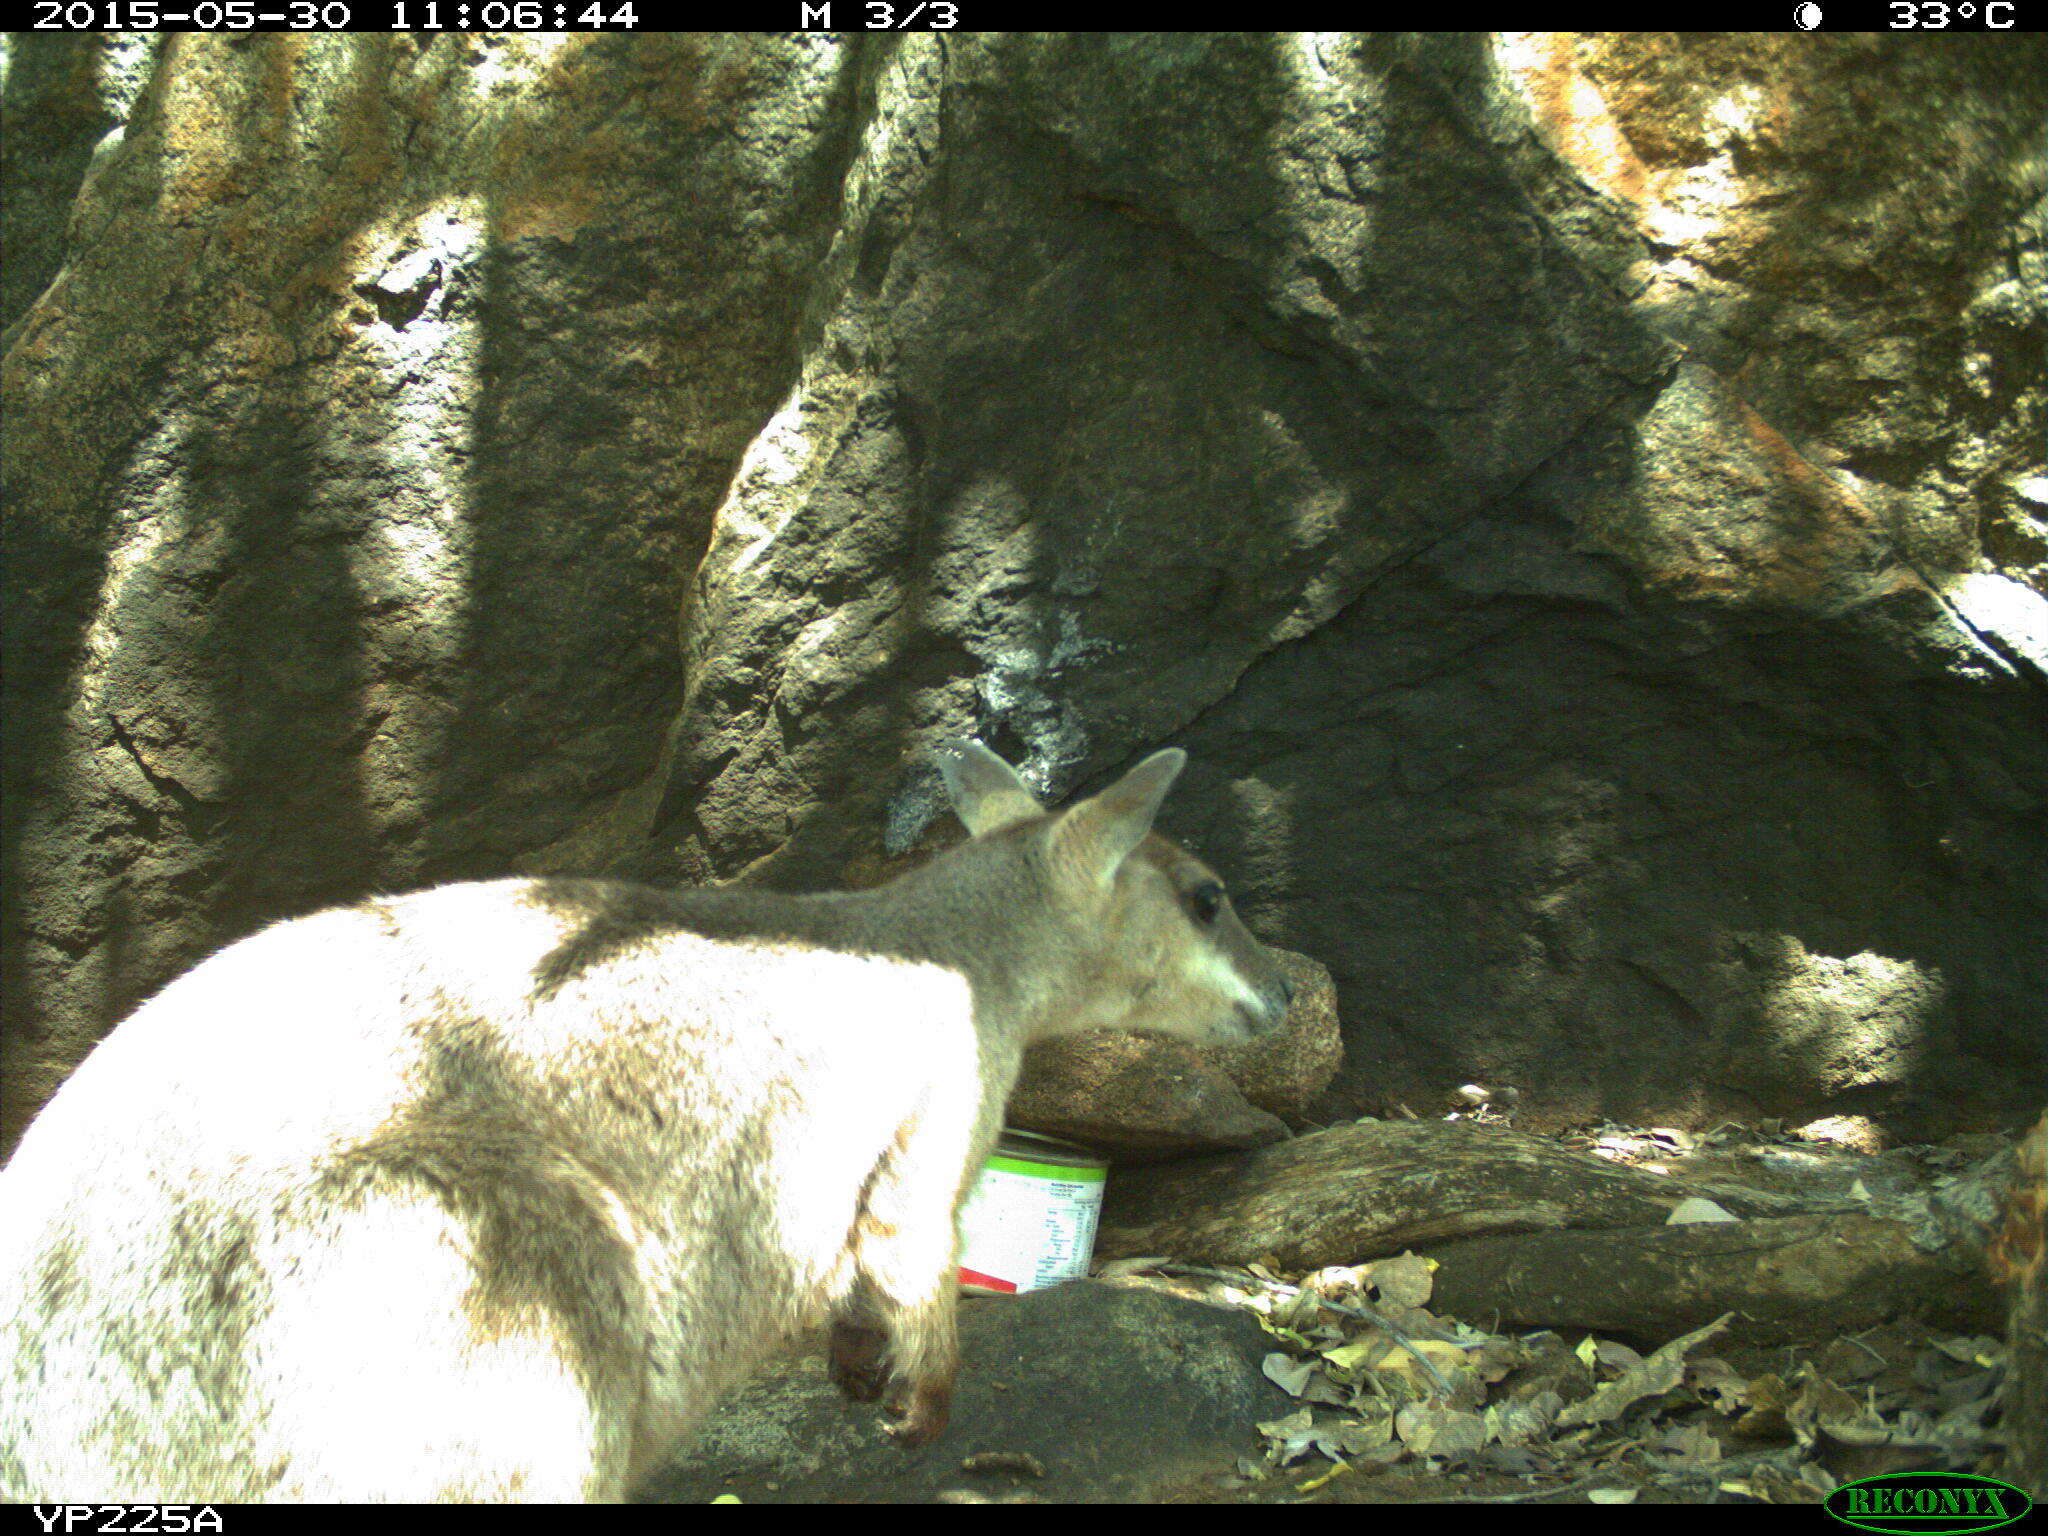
[986,1155,1107,1182]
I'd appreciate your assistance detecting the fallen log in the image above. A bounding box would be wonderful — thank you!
[1424,1211,2001,1344]
[1097,1118,2006,1346]
[1097,1118,1812,1267]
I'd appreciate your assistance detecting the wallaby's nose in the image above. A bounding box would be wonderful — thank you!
[1259,970,1294,1031]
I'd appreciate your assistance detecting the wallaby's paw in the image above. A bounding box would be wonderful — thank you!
[828,1321,889,1403]
[882,1377,952,1449]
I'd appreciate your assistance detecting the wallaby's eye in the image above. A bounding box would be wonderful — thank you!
[1189,882,1226,925]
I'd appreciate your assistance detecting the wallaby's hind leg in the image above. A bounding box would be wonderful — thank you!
[833,1100,981,1449]
[826,1279,889,1404]
[875,1277,957,1448]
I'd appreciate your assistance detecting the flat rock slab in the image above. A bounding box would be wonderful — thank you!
[638,1280,1287,1504]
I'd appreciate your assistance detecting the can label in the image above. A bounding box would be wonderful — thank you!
[956,1145,1107,1295]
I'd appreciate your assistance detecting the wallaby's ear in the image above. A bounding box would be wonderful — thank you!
[1049,748,1186,887]
[938,740,1044,836]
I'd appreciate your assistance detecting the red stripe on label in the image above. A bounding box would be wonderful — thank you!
[957,1267,1017,1294]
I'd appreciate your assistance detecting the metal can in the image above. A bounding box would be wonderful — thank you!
[956,1129,1109,1295]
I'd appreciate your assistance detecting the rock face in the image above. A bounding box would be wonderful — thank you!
[4,34,2043,1150]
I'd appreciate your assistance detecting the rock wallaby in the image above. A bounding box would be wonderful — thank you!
[0,741,1292,1502]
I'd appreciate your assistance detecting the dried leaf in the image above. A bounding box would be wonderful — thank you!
[1294,1462,1354,1493]
[1316,1415,1396,1459]
[1934,1368,1999,1414]
[1488,1388,1564,1446]
[1798,1462,1838,1495]
[960,1451,1045,1479]
[1256,1407,1322,1466]
[1595,1339,1645,1373]
[1303,1375,1353,1407]
[1470,1337,1526,1384]
[1366,1337,1470,1385]
[1688,1356,1749,1409]
[1302,1264,1369,1297]
[1749,1464,1826,1503]
[1733,1373,1793,1438]
[1666,1196,1738,1224]
[1650,1422,1723,1467]
[1471,1443,1547,1475]
[1263,1352,1319,1398]
[1320,1337,1391,1373]
[1814,1338,1889,1383]
[1361,1253,1437,1308]
[1394,1403,1487,1458]
[1789,1369,1885,1447]
[1931,1335,2002,1368]
[1556,1314,1730,1430]
[1091,1255,1169,1281]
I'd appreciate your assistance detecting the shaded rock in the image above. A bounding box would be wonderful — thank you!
[663,33,1673,898]
[1513,34,2047,582]
[0,35,158,334]
[2,35,861,1144]
[1214,947,1345,1121]
[1566,362,1897,613]
[1009,946,1341,1157]
[1010,1040,1288,1160]
[638,1280,1287,1504]
[1163,529,2047,1136]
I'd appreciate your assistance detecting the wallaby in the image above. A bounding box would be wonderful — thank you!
[0,741,1291,1502]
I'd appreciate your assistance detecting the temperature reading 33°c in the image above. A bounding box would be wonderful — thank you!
[1890,0,2017,23]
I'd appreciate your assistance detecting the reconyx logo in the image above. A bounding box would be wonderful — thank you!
[1824,1473,2032,1534]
